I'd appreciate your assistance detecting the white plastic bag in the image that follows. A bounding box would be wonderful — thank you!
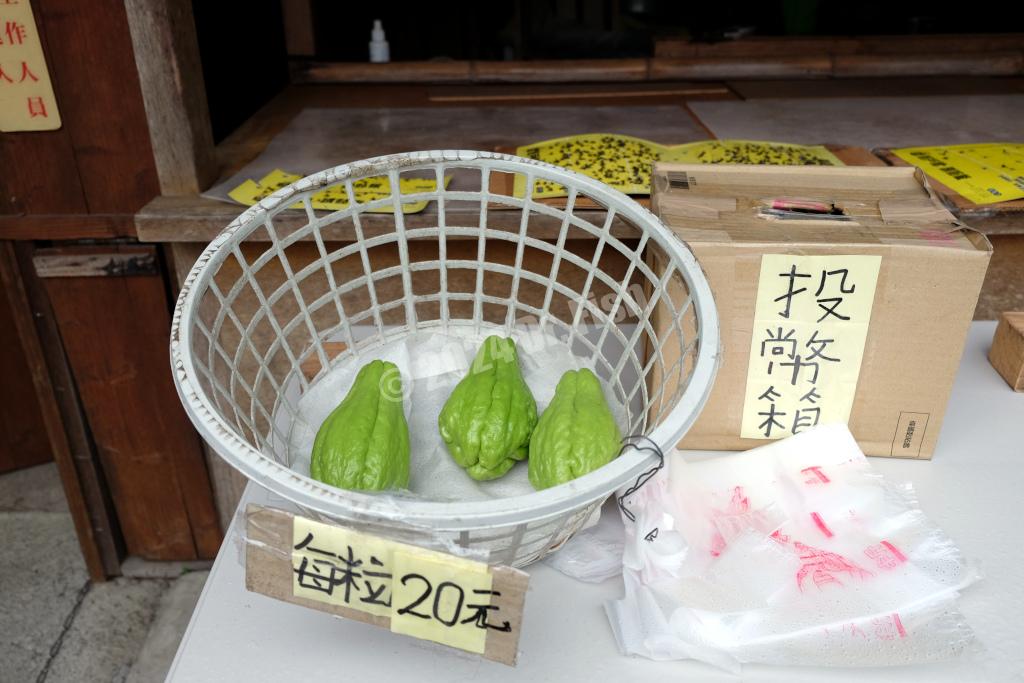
[607,423,980,672]
[543,500,625,583]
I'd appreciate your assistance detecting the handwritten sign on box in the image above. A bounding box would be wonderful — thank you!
[0,0,61,132]
[246,505,529,666]
[741,254,881,440]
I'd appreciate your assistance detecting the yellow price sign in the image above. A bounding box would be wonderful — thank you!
[269,511,526,665]
[389,546,495,654]
[292,518,396,618]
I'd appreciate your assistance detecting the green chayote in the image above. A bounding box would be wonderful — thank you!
[528,368,621,490]
[310,359,410,491]
[439,336,538,481]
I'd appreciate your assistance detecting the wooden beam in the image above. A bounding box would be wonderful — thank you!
[726,76,1024,99]
[834,52,1024,78]
[655,36,859,58]
[426,82,731,103]
[473,58,648,83]
[291,60,473,84]
[3,242,124,580]
[654,34,1024,58]
[0,245,54,473]
[280,0,315,57]
[33,0,161,215]
[34,246,158,279]
[134,194,642,243]
[649,56,832,80]
[291,42,1023,85]
[165,242,250,534]
[850,34,1024,55]
[291,59,650,84]
[124,0,218,196]
[0,214,136,240]
[0,6,88,217]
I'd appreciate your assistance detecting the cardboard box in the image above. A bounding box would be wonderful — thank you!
[650,164,991,459]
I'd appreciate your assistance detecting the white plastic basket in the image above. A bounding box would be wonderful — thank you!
[171,150,718,567]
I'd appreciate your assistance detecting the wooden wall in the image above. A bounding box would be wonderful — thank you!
[0,0,222,573]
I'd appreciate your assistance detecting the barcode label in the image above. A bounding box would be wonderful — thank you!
[667,172,695,190]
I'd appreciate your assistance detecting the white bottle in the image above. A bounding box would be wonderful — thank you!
[369,20,390,63]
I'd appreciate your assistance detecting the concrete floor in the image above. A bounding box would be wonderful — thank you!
[0,463,208,683]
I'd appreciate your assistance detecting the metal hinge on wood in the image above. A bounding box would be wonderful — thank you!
[33,246,158,278]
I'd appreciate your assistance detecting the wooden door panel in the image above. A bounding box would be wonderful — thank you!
[38,245,221,560]
[0,246,51,473]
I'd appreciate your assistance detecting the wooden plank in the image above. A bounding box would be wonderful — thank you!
[0,244,53,473]
[288,53,1019,85]
[136,196,262,242]
[209,84,725,185]
[167,241,250,534]
[33,246,157,278]
[649,56,832,80]
[427,82,732,103]
[834,52,1024,78]
[0,214,135,240]
[473,59,648,83]
[488,145,652,210]
[683,101,717,139]
[280,0,315,57]
[214,85,434,179]
[0,131,87,217]
[167,241,205,291]
[0,3,88,218]
[35,0,160,215]
[135,194,646,243]
[300,341,347,382]
[656,36,858,58]
[38,245,222,560]
[215,102,709,186]
[855,34,1024,55]
[727,77,1024,99]
[856,34,1024,54]
[124,0,218,196]
[977,235,1024,320]
[143,99,709,242]
[655,34,1024,58]
[290,52,1019,85]
[289,59,651,84]
[3,242,123,580]
[291,60,472,84]
[197,440,248,536]
[827,145,887,167]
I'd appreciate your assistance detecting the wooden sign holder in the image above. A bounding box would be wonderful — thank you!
[244,504,530,666]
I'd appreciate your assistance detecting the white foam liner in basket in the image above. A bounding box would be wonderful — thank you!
[171,150,719,567]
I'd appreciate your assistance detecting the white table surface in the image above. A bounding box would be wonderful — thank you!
[169,322,1024,682]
